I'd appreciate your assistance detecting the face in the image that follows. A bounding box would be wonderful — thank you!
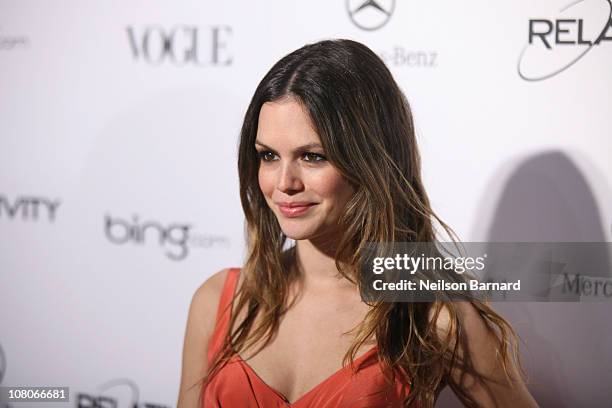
[256,98,355,241]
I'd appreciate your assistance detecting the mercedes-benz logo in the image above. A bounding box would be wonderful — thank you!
[346,0,395,31]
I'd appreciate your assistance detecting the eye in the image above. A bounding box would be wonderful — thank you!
[303,152,326,163]
[257,150,278,162]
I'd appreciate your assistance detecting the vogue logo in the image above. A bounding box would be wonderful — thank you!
[346,0,395,31]
[104,214,229,261]
[0,194,60,222]
[518,0,612,81]
[77,378,170,408]
[126,25,232,66]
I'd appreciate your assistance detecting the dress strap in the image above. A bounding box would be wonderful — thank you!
[207,268,241,364]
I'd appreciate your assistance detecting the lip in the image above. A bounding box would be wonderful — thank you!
[276,202,318,218]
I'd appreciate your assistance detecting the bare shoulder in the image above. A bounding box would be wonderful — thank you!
[428,302,539,407]
[177,268,232,408]
[427,301,507,366]
[191,268,231,314]
[428,301,489,339]
[191,267,246,336]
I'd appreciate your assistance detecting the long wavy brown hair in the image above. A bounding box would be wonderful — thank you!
[202,39,525,407]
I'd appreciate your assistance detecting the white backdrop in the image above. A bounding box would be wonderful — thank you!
[1,0,611,406]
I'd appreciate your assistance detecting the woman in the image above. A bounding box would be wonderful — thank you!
[178,39,538,407]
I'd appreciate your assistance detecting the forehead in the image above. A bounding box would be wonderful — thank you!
[256,99,321,146]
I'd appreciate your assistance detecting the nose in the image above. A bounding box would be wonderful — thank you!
[277,161,304,194]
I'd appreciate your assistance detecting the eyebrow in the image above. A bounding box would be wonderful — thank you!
[254,140,323,151]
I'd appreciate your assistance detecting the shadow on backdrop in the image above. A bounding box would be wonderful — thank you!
[437,150,612,407]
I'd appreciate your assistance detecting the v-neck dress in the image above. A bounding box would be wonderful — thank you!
[201,268,411,407]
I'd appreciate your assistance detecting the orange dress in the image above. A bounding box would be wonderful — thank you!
[202,268,411,407]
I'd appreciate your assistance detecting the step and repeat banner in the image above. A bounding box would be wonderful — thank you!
[1,0,611,406]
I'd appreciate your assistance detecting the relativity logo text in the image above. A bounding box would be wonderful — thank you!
[518,0,612,81]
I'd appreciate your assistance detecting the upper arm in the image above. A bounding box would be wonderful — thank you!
[431,302,539,408]
[177,268,229,408]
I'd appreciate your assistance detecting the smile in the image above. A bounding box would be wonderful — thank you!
[277,202,317,218]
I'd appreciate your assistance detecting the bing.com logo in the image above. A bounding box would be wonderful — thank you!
[104,213,230,261]
[518,0,612,81]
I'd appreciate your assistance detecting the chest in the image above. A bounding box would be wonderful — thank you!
[234,293,375,404]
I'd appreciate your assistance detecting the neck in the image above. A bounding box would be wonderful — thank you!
[293,236,353,292]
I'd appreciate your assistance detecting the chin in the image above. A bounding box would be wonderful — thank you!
[280,227,318,241]
[277,220,322,241]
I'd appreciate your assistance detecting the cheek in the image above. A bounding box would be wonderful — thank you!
[258,167,275,198]
[311,168,354,202]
